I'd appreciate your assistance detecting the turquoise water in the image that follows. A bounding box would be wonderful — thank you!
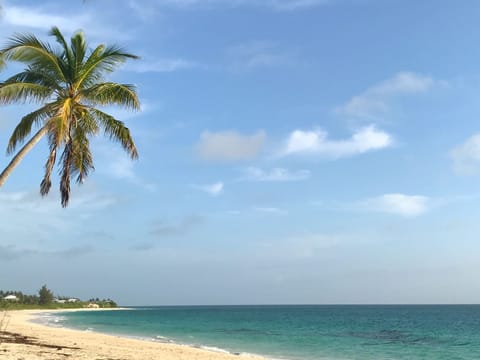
[49,305,480,359]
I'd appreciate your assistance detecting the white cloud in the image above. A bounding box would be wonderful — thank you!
[361,193,430,217]
[0,2,133,43]
[1,4,89,32]
[281,125,392,158]
[196,130,266,162]
[450,134,480,175]
[242,167,310,182]
[335,72,443,119]
[194,182,224,196]
[127,58,198,73]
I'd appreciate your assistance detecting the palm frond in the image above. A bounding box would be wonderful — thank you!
[46,115,69,147]
[49,26,73,68]
[1,33,66,82]
[59,139,73,208]
[81,82,140,110]
[73,106,99,135]
[7,104,55,154]
[75,45,138,89]
[40,143,57,196]
[70,31,87,72]
[71,126,94,184]
[89,108,138,159]
[0,52,5,71]
[5,68,62,92]
[0,82,53,104]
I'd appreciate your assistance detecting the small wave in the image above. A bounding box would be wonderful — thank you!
[53,316,66,323]
[200,345,231,354]
[236,352,299,360]
[32,313,67,328]
[154,335,174,343]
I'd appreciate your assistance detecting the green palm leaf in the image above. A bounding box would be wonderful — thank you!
[2,33,66,82]
[89,108,138,159]
[0,82,53,104]
[82,82,140,109]
[7,103,56,154]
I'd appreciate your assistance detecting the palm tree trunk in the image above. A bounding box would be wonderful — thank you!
[0,126,48,187]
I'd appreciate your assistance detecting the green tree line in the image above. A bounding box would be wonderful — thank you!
[0,285,117,309]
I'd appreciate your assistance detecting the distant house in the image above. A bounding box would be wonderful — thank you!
[4,295,18,301]
[86,303,100,308]
[54,298,66,304]
[67,298,78,303]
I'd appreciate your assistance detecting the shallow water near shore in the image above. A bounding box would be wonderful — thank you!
[45,305,480,360]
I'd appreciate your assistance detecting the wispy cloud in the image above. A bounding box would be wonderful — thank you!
[196,130,266,162]
[56,245,95,258]
[242,167,310,182]
[193,182,224,196]
[97,146,155,191]
[0,189,120,213]
[262,0,329,11]
[254,206,288,215]
[108,154,136,180]
[138,0,329,11]
[0,187,122,251]
[335,72,444,119]
[127,0,160,21]
[127,58,199,73]
[256,232,343,261]
[280,125,392,158]
[129,242,156,252]
[359,193,430,217]
[0,245,36,261]
[0,244,95,262]
[450,134,480,175]
[149,215,204,237]
[227,41,290,72]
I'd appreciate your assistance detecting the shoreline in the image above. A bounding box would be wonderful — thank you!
[0,309,265,360]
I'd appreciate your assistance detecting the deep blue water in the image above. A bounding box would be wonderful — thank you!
[48,305,480,360]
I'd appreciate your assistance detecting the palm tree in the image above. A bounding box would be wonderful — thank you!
[0,27,139,207]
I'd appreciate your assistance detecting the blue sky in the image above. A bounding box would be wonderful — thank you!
[1,0,480,305]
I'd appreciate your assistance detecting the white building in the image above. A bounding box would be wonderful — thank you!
[4,295,18,301]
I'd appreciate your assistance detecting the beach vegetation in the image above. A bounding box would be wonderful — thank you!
[0,27,139,207]
[38,285,54,305]
[0,288,117,309]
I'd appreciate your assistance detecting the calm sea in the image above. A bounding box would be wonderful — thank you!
[45,305,480,359]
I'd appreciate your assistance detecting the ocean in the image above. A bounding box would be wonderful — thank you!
[44,305,480,359]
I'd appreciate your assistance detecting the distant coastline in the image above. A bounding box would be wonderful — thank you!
[0,285,118,310]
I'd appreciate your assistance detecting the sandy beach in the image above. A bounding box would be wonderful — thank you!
[0,309,264,360]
